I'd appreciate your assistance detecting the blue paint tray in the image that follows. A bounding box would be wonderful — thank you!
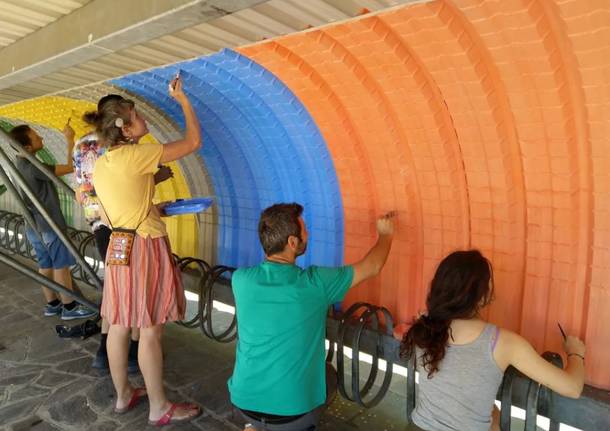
[164,198,213,216]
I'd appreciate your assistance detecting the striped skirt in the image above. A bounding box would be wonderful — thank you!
[101,235,186,328]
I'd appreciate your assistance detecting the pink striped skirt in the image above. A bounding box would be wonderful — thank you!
[101,235,186,328]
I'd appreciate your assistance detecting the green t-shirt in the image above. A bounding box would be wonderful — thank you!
[228,261,354,415]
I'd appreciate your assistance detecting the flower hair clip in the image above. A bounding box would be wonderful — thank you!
[114,117,124,128]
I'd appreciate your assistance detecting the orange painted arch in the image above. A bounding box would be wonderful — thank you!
[239,0,610,389]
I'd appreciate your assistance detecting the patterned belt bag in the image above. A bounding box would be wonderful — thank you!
[98,198,150,267]
[107,227,137,266]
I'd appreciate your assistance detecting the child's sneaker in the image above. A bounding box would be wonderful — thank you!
[44,302,63,317]
[61,304,97,321]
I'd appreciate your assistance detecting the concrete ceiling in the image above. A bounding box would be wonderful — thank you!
[0,0,417,106]
[0,0,90,48]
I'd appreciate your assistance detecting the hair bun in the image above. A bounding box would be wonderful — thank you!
[82,111,100,125]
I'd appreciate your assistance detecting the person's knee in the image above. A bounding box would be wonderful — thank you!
[53,267,70,277]
[140,325,163,342]
[52,267,73,289]
[109,324,131,337]
[39,268,53,276]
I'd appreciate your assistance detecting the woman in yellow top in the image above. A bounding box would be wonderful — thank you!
[92,76,202,426]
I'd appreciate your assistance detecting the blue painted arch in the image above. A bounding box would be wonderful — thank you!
[111,49,344,268]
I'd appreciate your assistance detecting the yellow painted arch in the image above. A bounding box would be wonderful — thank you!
[0,96,197,257]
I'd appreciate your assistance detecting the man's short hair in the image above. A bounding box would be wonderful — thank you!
[9,125,33,147]
[258,203,304,256]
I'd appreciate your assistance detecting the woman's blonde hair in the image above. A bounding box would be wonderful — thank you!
[83,97,135,147]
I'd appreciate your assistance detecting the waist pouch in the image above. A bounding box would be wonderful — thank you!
[107,227,136,266]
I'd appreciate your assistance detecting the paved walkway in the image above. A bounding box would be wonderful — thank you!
[0,261,407,431]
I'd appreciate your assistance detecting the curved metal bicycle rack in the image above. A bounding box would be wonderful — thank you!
[175,256,211,329]
[173,257,237,342]
[335,302,395,408]
[500,351,564,431]
[201,265,237,343]
[524,352,563,431]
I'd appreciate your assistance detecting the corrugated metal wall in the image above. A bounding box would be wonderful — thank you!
[239,0,610,389]
[0,0,608,389]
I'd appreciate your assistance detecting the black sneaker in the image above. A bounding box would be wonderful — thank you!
[91,351,109,370]
[127,358,140,375]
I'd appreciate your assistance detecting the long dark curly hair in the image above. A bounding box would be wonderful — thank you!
[400,250,494,378]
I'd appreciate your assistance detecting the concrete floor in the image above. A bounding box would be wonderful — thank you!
[0,260,411,431]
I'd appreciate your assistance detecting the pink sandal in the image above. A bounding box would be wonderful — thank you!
[114,387,147,414]
[148,402,201,427]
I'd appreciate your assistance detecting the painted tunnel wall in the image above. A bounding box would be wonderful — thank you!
[237,0,610,390]
[0,97,199,258]
[0,0,607,389]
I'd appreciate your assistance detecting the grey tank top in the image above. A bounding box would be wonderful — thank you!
[412,323,503,431]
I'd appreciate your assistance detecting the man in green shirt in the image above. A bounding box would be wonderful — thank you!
[228,203,395,430]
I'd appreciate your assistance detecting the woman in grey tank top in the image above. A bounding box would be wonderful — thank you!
[400,250,586,431]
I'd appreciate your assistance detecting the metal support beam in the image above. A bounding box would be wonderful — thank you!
[0,251,99,311]
[0,0,266,91]
[0,129,75,199]
[0,164,39,237]
[0,145,102,290]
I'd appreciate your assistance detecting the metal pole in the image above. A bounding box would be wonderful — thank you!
[0,128,75,199]
[0,250,99,311]
[0,145,103,290]
[0,164,40,239]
